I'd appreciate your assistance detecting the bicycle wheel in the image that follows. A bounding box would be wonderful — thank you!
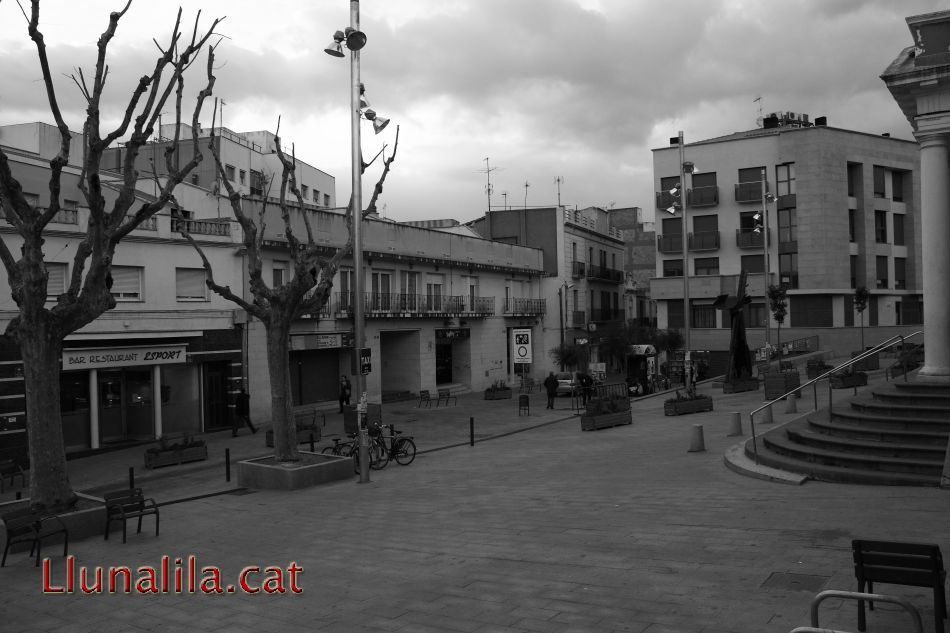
[370,437,388,470]
[321,446,336,456]
[394,437,416,465]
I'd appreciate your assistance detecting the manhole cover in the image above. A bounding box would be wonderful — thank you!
[761,572,829,592]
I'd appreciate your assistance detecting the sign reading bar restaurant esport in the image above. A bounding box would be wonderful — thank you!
[63,345,187,370]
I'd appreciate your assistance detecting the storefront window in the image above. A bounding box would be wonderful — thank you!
[161,365,200,435]
[61,372,90,451]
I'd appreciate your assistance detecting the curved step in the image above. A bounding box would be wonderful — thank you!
[807,417,949,444]
[787,427,945,460]
[830,408,950,432]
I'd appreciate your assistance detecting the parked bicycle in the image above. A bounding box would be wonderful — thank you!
[369,424,416,470]
[322,435,383,473]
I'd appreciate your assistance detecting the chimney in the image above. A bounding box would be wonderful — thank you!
[815,116,827,126]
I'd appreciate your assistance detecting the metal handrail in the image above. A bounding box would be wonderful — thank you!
[787,589,924,633]
[747,331,923,464]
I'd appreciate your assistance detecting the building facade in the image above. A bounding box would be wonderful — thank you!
[649,116,923,357]
[608,206,657,328]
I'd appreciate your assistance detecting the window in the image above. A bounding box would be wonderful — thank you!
[876,256,888,289]
[691,304,716,329]
[339,269,353,311]
[46,262,67,300]
[779,253,798,289]
[741,254,764,274]
[313,189,320,203]
[372,271,392,310]
[272,260,288,287]
[225,164,236,182]
[743,302,766,328]
[693,257,719,276]
[776,163,795,196]
[323,194,331,207]
[301,185,309,198]
[790,295,833,327]
[110,266,143,301]
[893,214,905,246]
[848,209,856,242]
[426,276,443,311]
[736,167,765,202]
[662,259,683,277]
[400,270,419,310]
[895,257,906,290]
[778,208,797,244]
[250,170,265,196]
[892,171,905,202]
[239,169,247,185]
[873,165,886,198]
[23,192,40,208]
[689,171,718,206]
[874,210,887,243]
[667,300,684,329]
[850,255,857,289]
[175,268,207,300]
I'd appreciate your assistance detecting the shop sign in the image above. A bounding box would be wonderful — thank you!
[63,345,186,369]
[289,333,351,350]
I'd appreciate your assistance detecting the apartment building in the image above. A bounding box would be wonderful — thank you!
[650,114,922,356]
[608,206,657,327]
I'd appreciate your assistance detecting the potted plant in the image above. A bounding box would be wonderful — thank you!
[581,393,632,430]
[830,369,868,389]
[144,433,208,469]
[663,386,714,416]
[483,379,513,400]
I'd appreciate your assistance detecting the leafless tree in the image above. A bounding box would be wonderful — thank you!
[0,0,220,512]
[182,111,399,463]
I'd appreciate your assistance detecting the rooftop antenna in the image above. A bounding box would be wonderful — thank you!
[501,191,509,209]
[555,176,565,207]
[480,157,500,213]
[754,95,763,128]
[523,181,530,208]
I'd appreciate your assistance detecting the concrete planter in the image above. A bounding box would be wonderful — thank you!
[581,411,632,431]
[144,443,208,469]
[764,371,801,400]
[664,397,714,416]
[830,372,868,389]
[237,452,352,491]
[484,389,512,400]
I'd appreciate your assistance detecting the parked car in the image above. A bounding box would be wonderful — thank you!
[554,371,578,396]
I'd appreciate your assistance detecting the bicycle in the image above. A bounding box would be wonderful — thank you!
[370,424,416,469]
[322,434,383,473]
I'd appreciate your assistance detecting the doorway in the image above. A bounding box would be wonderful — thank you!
[436,342,453,384]
[98,368,154,444]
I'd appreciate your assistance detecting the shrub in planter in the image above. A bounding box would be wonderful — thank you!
[663,388,714,416]
[145,434,208,468]
[484,379,513,400]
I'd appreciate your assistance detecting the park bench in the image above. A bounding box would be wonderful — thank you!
[436,389,457,407]
[0,458,26,493]
[852,539,947,633]
[417,390,432,408]
[266,406,324,447]
[104,488,159,544]
[1,507,68,567]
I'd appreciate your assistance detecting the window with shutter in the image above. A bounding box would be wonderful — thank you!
[110,266,143,300]
[45,262,68,299]
[176,268,207,300]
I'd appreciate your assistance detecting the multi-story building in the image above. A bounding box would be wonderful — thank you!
[608,206,657,328]
[649,114,923,357]
[467,206,626,369]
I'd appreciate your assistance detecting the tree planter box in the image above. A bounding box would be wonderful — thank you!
[830,372,868,389]
[722,379,760,394]
[581,411,632,430]
[237,452,352,490]
[144,444,208,469]
[664,397,714,416]
[851,351,879,371]
[764,371,800,400]
[484,389,512,400]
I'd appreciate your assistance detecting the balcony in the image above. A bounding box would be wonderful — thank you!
[657,233,683,254]
[688,231,720,251]
[504,297,546,316]
[688,186,719,207]
[655,190,678,211]
[586,264,624,283]
[571,261,586,278]
[589,308,624,323]
[735,228,769,249]
[335,292,493,318]
[735,180,764,203]
[172,218,231,236]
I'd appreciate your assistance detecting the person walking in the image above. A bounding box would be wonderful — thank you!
[543,372,558,409]
[338,375,352,413]
[233,387,257,436]
[578,372,594,406]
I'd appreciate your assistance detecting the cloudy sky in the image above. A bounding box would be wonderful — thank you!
[0,0,944,223]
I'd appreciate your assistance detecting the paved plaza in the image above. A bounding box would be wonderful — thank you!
[2,374,948,633]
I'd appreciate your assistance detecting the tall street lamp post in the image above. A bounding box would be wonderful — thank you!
[754,168,776,351]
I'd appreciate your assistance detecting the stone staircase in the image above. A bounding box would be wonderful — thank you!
[749,379,950,486]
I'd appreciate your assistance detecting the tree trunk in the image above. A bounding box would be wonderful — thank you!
[20,326,76,513]
[266,319,298,462]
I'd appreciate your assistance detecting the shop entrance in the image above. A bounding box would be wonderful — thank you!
[203,361,230,431]
[98,368,154,444]
[436,342,453,384]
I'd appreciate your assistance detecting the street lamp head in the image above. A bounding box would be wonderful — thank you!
[324,30,346,57]
[682,161,696,174]
[668,184,681,196]
[345,27,367,51]
[764,193,776,203]
[665,204,679,215]
[372,116,390,135]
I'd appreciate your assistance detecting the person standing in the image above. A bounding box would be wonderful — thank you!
[578,372,594,406]
[543,372,558,409]
[234,387,257,436]
[338,375,352,413]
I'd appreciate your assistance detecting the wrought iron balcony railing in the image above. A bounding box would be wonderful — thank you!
[586,264,624,283]
[503,297,546,316]
[688,230,720,251]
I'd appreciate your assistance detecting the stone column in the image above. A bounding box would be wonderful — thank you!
[916,133,950,382]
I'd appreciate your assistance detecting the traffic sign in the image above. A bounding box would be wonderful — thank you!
[512,328,532,364]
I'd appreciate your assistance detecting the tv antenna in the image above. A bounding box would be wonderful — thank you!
[501,191,509,209]
[479,157,501,212]
[555,176,565,206]
[754,95,764,128]
[523,181,530,208]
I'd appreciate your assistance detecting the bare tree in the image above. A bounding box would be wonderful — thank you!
[183,114,400,462]
[0,1,220,512]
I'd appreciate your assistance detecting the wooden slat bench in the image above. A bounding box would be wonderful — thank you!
[1,507,68,567]
[436,389,457,407]
[104,488,159,544]
[417,390,432,408]
[0,458,26,493]
[852,539,947,633]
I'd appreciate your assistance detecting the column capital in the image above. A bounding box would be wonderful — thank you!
[914,131,950,147]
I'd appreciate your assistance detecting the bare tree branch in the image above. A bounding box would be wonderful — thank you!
[364,125,400,218]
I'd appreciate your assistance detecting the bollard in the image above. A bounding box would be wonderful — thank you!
[762,404,774,424]
[470,417,475,447]
[728,412,743,437]
[785,394,798,414]
[309,433,315,453]
[129,466,135,489]
[225,448,231,482]
[688,424,706,452]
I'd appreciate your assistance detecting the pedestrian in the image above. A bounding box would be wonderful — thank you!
[578,372,594,405]
[338,375,352,413]
[543,371,558,409]
[233,387,257,436]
